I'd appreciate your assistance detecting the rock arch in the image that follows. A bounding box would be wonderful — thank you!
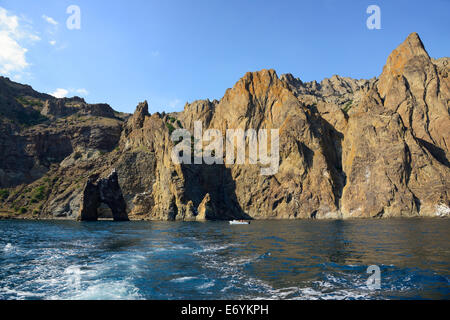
[78,169,129,221]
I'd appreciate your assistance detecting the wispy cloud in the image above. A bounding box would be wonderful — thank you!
[168,99,182,109]
[0,7,40,78]
[75,88,89,95]
[49,40,56,46]
[50,88,89,98]
[42,14,59,37]
[42,14,58,26]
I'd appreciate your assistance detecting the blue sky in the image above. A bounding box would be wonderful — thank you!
[0,0,449,113]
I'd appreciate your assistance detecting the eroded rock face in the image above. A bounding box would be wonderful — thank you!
[206,69,342,219]
[340,86,450,218]
[377,32,450,166]
[78,170,128,221]
[1,32,449,220]
[341,90,417,218]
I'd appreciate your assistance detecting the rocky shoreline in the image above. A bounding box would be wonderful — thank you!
[0,32,449,221]
[0,213,448,221]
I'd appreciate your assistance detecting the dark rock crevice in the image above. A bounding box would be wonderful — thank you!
[416,138,450,167]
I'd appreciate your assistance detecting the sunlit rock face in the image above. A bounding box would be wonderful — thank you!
[0,33,448,220]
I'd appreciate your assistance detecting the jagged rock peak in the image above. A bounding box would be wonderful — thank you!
[377,32,450,166]
[130,100,150,129]
[243,68,278,80]
[280,73,304,87]
[222,69,287,101]
[135,100,149,116]
[381,32,430,78]
[237,69,280,89]
[402,32,428,55]
[180,99,216,130]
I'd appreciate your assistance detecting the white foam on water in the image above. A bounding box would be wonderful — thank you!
[197,280,215,290]
[0,239,148,300]
[197,243,241,253]
[3,243,13,253]
[171,244,192,251]
[296,288,370,300]
[194,250,288,299]
[63,265,84,291]
[249,281,375,300]
[60,279,142,300]
[228,254,262,266]
[170,276,197,283]
[195,244,378,300]
[0,287,47,300]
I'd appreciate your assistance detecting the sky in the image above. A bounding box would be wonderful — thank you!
[0,0,449,114]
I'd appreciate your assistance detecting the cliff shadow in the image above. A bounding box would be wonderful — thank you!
[181,163,251,220]
[416,138,450,168]
[306,105,347,207]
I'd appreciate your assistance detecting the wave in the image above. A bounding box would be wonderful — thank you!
[196,243,242,253]
[57,279,142,300]
[170,276,197,283]
[196,280,215,290]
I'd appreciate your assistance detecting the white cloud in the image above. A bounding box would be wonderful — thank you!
[75,88,89,95]
[42,15,58,26]
[51,88,69,98]
[0,8,19,32]
[0,32,29,74]
[50,88,89,98]
[49,40,56,46]
[0,7,40,78]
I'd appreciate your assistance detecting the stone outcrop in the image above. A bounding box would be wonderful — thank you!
[377,32,450,166]
[78,175,101,221]
[179,99,216,131]
[41,97,117,119]
[78,170,128,221]
[196,193,214,220]
[0,32,449,220]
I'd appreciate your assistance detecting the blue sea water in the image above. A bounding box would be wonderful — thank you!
[0,218,449,300]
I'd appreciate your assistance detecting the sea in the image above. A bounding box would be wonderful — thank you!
[0,218,449,300]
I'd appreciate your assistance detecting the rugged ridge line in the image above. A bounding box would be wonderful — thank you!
[0,32,449,220]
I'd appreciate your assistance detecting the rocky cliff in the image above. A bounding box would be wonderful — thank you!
[0,32,448,220]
